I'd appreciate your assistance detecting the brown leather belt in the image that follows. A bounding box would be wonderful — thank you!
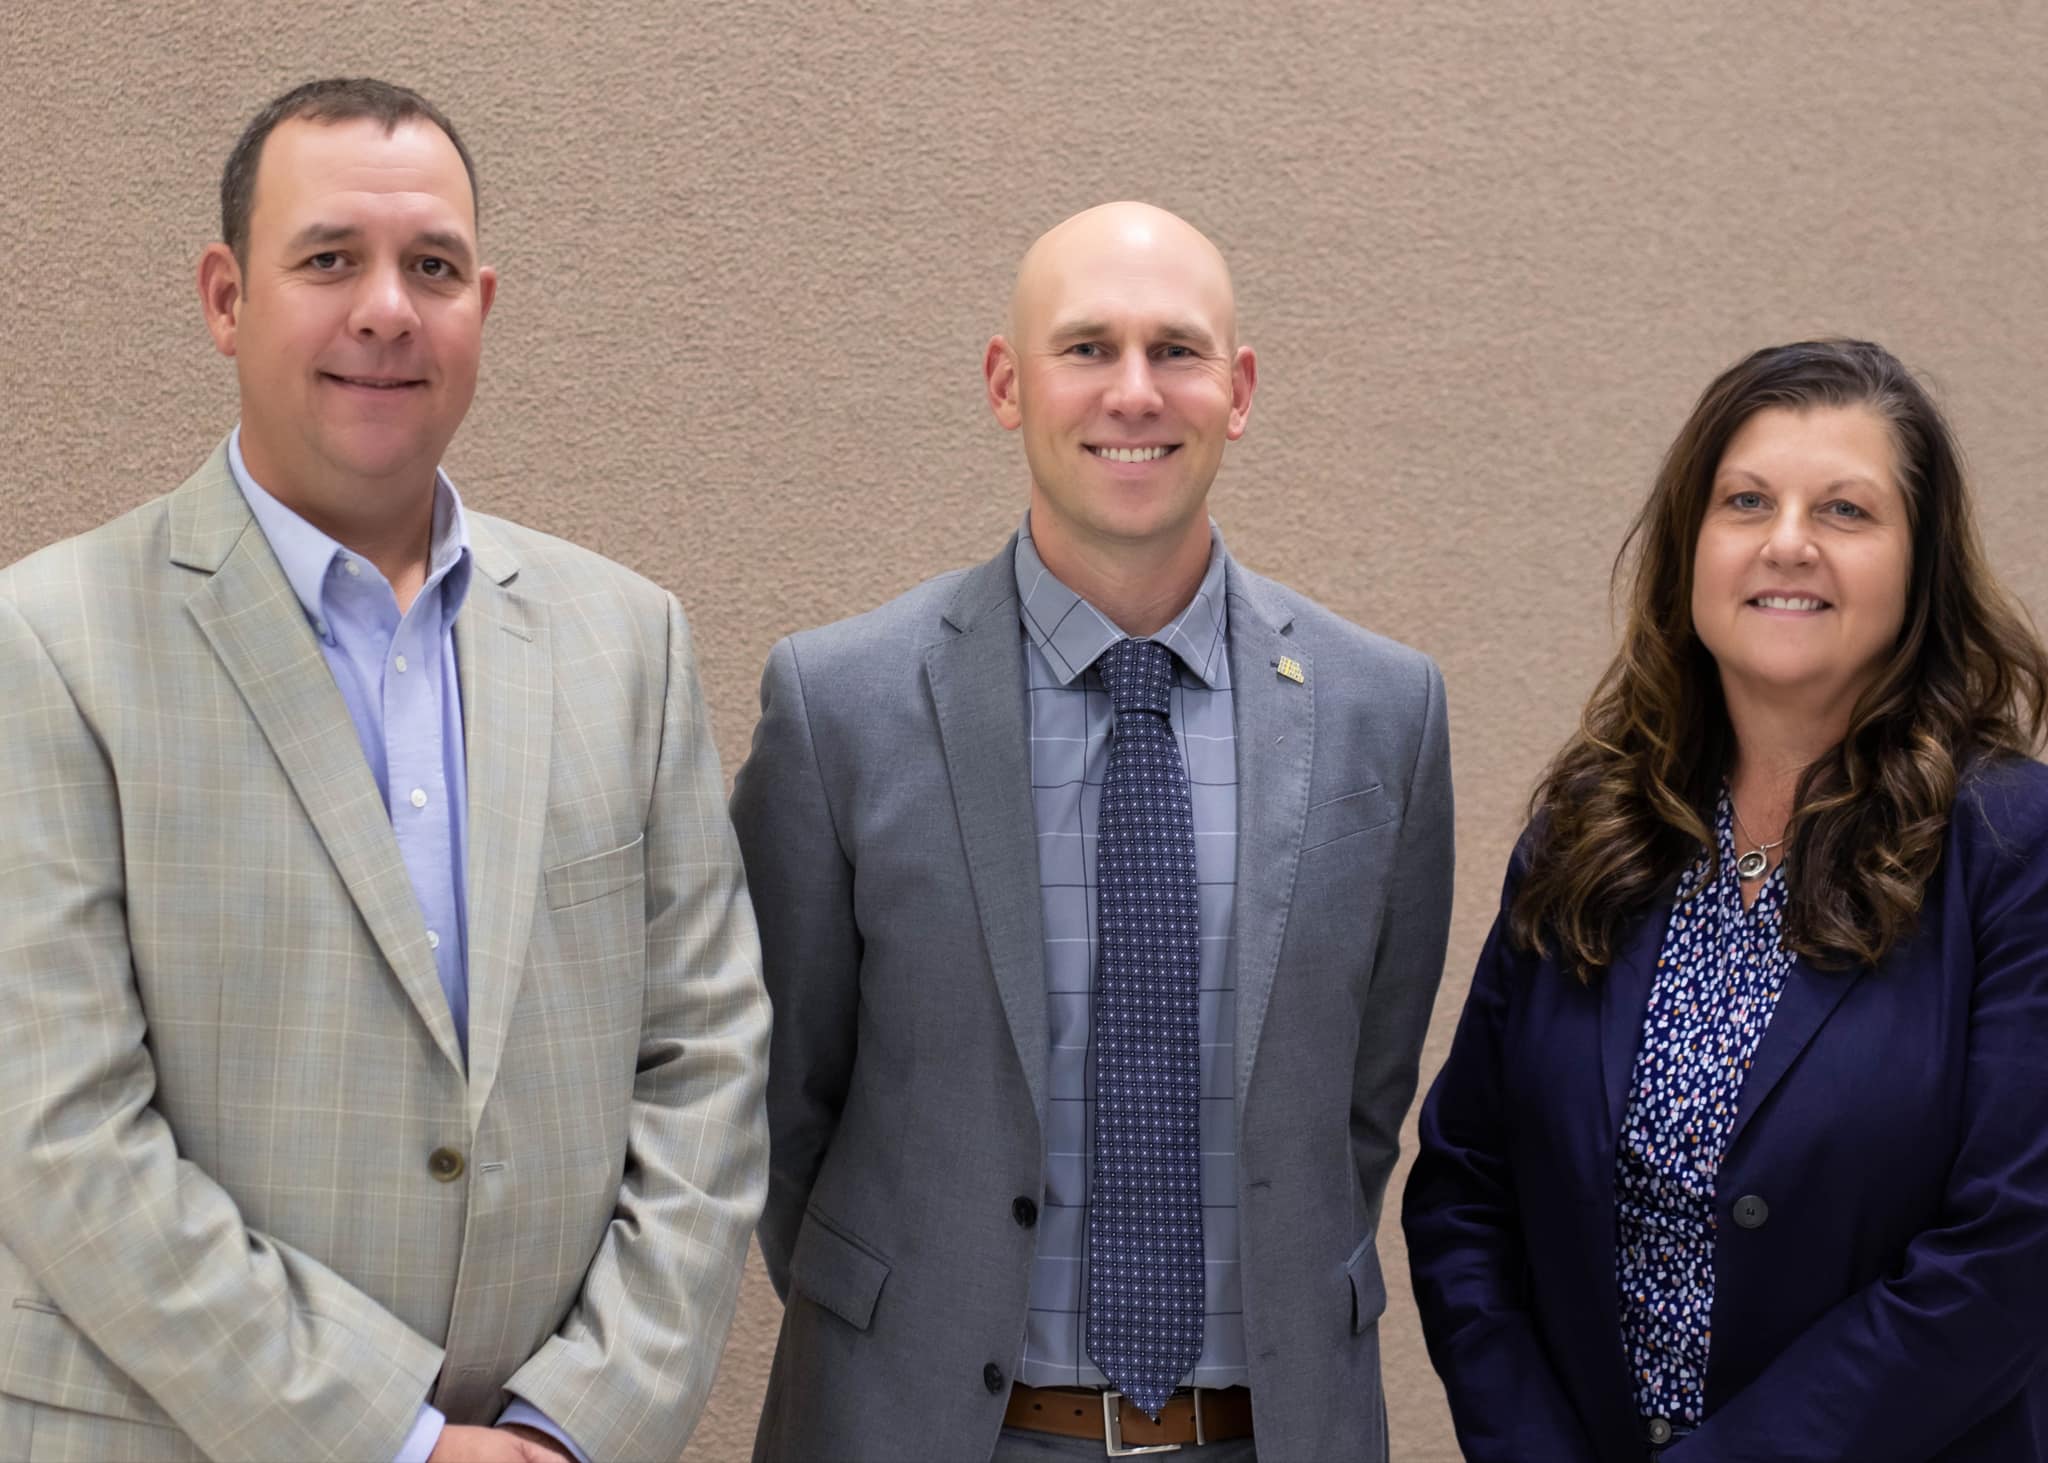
[1004,1384,1253,1453]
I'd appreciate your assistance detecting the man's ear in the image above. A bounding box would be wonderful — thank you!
[1225,344,1257,440]
[477,264,498,322]
[197,243,243,358]
[984,335,1023,430]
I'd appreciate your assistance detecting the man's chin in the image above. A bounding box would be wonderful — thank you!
[1086,498,1210,548]
[314,435,445,490]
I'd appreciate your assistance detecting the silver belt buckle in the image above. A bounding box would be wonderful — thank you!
[1101,1389,1185,1456]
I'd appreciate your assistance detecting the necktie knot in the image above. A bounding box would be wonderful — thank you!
[1098,638,1174,718]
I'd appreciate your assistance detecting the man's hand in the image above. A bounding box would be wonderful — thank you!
[496,1423,575,1461]
[426,1424,564,1463]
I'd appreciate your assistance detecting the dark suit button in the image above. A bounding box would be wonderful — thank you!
[983,1362,1005,1394]
[1013,1196,1038,1228]
[428,1146,465,1182]
[1647,1416,1674,1445]
[1732,1194,1769,1229]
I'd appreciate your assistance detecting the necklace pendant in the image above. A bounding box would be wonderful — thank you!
[1736,848,1768,880]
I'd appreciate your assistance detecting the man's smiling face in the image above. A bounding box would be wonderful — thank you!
[987,204,1255,562]
[211,114,494,504]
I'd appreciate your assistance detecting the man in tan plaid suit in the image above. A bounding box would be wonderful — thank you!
[0,81,769,1462]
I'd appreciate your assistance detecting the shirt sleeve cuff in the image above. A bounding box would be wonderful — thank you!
[499,1397,592,1463]
[395,1403,446,1463]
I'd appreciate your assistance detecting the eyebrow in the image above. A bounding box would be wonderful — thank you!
[1719,468,1886,493]
[1046,317,1220,352]
[283,222,476,266]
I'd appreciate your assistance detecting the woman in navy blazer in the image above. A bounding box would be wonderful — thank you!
[1405,339,2048,1462]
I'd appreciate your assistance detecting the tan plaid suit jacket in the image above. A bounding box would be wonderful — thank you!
[0,443,770,1462]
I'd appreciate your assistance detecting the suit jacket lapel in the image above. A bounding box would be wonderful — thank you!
[1599,907,1667,1143]
[1597,876,1868,1152]
[173,447,465,1077]
[454,520,551,1125]
[926,544,1050,1131]
[1222,562,1314,1107]
[1726,954,1862,1149]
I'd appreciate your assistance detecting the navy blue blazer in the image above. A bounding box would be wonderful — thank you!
[1405,757,2048,1462]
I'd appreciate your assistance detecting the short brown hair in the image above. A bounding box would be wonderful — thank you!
[220,78,478,263]
[1511,339,2048,977]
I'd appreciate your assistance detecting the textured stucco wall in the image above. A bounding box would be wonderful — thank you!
[6,3,2046,1458]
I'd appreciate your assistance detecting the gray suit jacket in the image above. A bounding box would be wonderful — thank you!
[0,445,770,1462]
[730,537,1454,1462]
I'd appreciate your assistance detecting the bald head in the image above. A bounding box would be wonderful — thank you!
[983,200,1256,623]
[1007,201,1238,349]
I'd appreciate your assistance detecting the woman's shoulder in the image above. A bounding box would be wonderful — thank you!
[1496,814,1549,906]
[1950,754,2048,883]
[1955,755,2048,834]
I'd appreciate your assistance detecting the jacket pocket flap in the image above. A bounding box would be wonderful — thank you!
[1303,785,1394,853]
[789,1210,891,1332]
[1,1299,174,1426]
[543,835,646,911]
[1345,1237,1387,1334]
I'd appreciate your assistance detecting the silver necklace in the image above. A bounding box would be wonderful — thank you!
[1731,804,1785,880]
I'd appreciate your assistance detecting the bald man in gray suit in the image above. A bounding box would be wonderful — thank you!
[732,203,1453,1462]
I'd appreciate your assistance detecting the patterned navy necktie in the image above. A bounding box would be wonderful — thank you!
[1086,637,1204,1418]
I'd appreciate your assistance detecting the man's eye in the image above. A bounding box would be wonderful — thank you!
[308,252,341,270]
[1158,345,1192,359]
[419,257,453,279]
[1068,343,1103,358]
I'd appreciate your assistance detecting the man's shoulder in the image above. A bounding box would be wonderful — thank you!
[778,561,986,672]
[0,494,181,628]
[467,510,674,624]
[1228,559,1438,686]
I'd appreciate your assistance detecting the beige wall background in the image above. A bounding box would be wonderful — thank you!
[6,2,2045,1458]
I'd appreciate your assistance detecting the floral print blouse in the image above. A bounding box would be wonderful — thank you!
[1615,793,1794,1426]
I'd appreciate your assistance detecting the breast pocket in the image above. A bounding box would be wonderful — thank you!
[531,836,648,1053]
[543,834,646,911]
[1302,784,1395,854]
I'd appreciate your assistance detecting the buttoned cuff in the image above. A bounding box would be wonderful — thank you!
[394,1403,445,1463]
[499,1396,592,1463]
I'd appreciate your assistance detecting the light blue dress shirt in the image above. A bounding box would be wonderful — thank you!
[228,430,588,1463]
[1012,518,1248,1389]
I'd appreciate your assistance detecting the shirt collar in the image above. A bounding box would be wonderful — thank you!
[228,424,473,627]
[1013,513,1232,689]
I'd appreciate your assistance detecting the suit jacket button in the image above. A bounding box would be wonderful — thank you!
[1012,1196,1038,1228]
[428,1146,465,1182]
[1647,1417,1674,1445]
[983,1362,1005,1394]
[1733,1194,1768,1229]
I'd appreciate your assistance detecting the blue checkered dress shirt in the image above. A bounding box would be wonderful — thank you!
[1012,517,1247,1389]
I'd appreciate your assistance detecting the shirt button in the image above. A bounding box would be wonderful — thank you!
[982,1362,1005,1394]
[1012,1196,1038,1228]
[1647,1417,1674,1445]
[394,654,409,674]
[409,788,428,809]
[426,930,440,950]
[428,1146,464,1182]
[1732,1194,1770,1229]
[345,559,361,577]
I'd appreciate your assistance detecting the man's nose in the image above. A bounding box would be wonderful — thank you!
[348,262,420,340]
[1104,353,1164,415]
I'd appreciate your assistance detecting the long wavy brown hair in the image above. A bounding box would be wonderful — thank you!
[1511,339,2048,978]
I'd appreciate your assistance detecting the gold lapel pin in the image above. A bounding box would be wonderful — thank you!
[1276,655,1305,684]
